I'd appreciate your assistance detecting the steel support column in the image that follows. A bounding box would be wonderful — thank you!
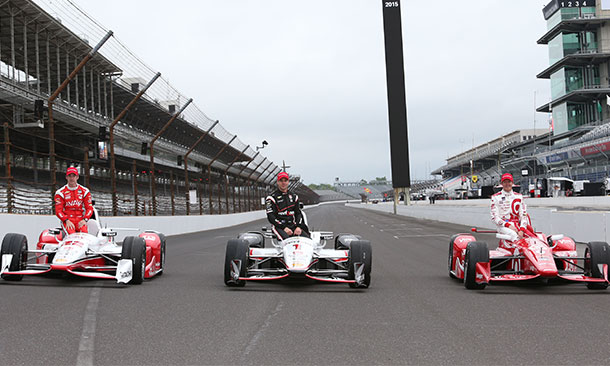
[234,151,260,212]
[109,72,161,215]
[149,98,193,215]
[170,170,175,216]
[245,158,268,212]
[253,162,273,210]
[4,123,12,213]
[47,31,112,199]
[132,160,139,216]
[84,147,90,188]
[223,144,249,214]
[207,135,237,214]
[183,121,218,215]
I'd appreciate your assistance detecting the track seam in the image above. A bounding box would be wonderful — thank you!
[76,287,101,366]
[241,300,284,361]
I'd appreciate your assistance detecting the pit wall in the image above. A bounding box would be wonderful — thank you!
[0,210,266,249]
[0,203,333,250]
[348,200,610,244]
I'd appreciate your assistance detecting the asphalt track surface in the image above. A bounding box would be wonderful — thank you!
[2,203,610,365]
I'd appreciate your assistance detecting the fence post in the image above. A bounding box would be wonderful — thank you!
[170,170,175,216]
[197,178,202,215]
[83,147,90,188]
[4,123,12,213]
[132,160,139,216]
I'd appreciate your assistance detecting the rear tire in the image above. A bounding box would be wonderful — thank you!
[464,241,489,290]
[122,236,146,285]
[224,239,249,287]
[584,241,610,290]
[1,233,28,281]
[348,240,372,288]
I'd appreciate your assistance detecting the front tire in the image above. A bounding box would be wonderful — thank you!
[348,240,372,288]
[224,239,249,287]
[122,236,146,285]
[584,241,610,290]
[464,241,489,290]
[1,233,28,281]
[448,234,459,279]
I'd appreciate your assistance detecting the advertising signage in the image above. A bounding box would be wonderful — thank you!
[543,0,596,19]
[581,141,610,156]
[546,152,569,163]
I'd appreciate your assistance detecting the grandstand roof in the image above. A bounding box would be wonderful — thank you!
[0,0,121,75]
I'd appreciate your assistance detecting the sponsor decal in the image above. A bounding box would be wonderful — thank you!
[120,270,132,279]
[141,234,157,242]
[511,199,521,216]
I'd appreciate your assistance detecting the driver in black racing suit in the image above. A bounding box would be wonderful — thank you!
[266,171,310,240]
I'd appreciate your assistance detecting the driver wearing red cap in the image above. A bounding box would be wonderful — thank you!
[54,167,94,234]
[490,173,528,246]
[265,171,309,240]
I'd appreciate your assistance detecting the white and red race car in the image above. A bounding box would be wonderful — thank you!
[449,226,610,290]
[224,229,372,288]
[0,210,165,285]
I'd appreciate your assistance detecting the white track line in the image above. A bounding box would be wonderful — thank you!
[76,287,101,366]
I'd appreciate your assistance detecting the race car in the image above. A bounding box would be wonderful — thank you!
[448,226,610,290]
[224,229,372,288]
[0,208,165,284]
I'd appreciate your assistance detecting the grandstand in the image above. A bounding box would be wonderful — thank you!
[313,189,352,202]
[333,181,393,200]
[429,121,610,198]
[0,0,318,215]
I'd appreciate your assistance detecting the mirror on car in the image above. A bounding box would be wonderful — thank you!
[101,231,117,237]
[261,227,268,232]
[299,202,304,209]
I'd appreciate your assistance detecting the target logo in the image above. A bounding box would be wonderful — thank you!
[511,198,522,215]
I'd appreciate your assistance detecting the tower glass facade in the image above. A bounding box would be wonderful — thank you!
[542,2,602,135]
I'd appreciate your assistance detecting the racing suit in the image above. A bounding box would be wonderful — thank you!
[54,184,93,234]
[490,189,528,248]
[265,189,309,240]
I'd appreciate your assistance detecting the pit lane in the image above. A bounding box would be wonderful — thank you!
[1,203,609,365]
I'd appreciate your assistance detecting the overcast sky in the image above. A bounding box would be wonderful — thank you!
[71,0,552,185]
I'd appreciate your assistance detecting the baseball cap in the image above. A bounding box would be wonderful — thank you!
[277,172,289,181]
[66,167,79,177]
[501,173,513,183]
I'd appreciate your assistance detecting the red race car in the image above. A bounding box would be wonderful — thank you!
[448,226,610,290]
[1,209,165,285]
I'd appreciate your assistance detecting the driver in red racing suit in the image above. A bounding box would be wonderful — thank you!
[490,173,529,249]
[54,167,94,234]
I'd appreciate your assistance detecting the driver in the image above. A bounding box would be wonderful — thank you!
[266,171,310,240]
[54,167,94,234]
[490,173,528,247]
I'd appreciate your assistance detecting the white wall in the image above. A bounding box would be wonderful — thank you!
[349,202,610,243]
[0,210,267,249]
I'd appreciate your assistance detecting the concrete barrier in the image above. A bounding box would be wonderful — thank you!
[0,203,329,249]
[0,210,267,249]
[348,201,610,243]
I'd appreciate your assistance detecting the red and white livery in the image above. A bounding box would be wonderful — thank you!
[0,207,165,285]
[448,224,610,290]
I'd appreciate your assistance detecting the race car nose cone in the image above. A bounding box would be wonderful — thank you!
[540,268,558,277]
